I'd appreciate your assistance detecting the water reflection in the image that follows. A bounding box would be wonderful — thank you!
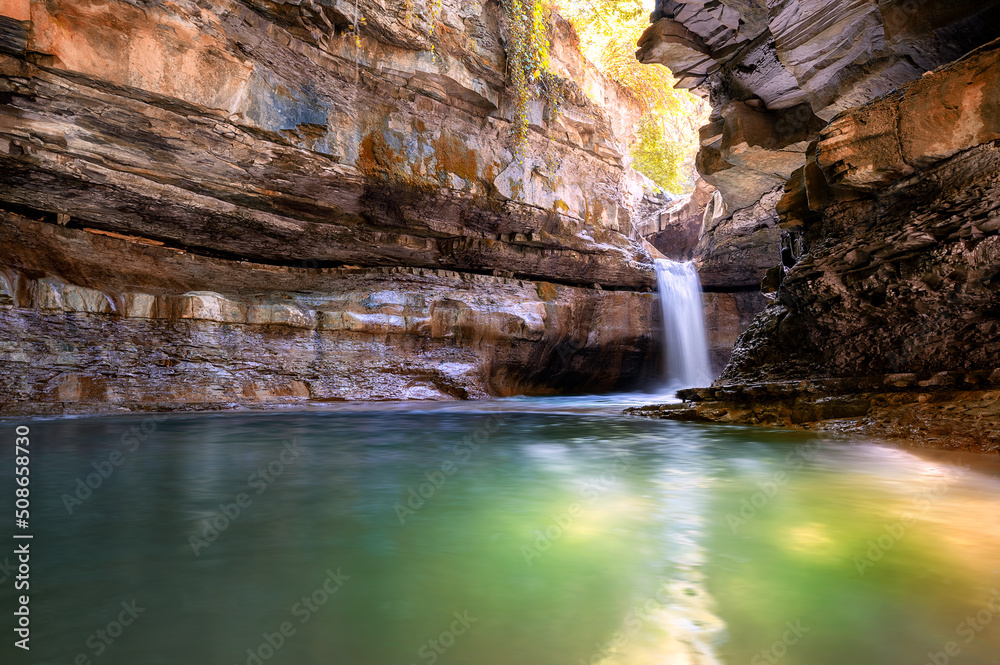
[1,410,998,665]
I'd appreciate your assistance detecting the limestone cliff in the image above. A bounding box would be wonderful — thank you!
[637,0,1000,378]
[0,0,662,412]
[730,40,1000,384]
[640,0,1000,219]
[634,2,1000,449]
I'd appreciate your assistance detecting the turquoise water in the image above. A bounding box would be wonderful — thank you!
[2,403,1000,665]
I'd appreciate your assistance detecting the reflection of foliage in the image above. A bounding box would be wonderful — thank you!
[631,117,686,193]
[503,0,562,160]
[559,0,705,192]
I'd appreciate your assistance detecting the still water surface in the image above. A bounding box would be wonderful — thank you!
[3,402,1000,665]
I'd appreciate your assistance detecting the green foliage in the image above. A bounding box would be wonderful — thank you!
[502,0,562,160]
[428,0,443,59]
[630,117,686,192]
[559,0,705,192]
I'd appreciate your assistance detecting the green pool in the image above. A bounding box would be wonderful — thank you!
[3,403,999,665]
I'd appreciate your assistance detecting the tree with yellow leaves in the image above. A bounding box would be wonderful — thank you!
[559,0,705,192]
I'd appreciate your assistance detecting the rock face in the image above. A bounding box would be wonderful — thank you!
[1,213,660,413]
[702,290,769,376]
[636,2,1000,448]
[726,41,1000,385]
[0,0,662,412]
[640,178,713,261]
[651,38,1000,450]
[637,0,1000,289]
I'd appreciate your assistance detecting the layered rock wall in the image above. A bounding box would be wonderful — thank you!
[727,40,1000,384]
[637,3,1000,274]
[637,0,1000,385]
[0,0,663,411]
[635,2,1000,448]
[1,212,659,413]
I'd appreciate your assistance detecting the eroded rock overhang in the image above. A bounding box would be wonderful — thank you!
[0,0,667,409]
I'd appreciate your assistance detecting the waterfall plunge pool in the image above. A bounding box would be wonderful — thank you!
[3,406,999,665]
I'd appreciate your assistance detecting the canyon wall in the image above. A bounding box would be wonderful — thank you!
[640,0,1000,221]
[727,40,1000,384]
[634,1,1000,448]
[637,0,1000,377]
[0,0,662,412]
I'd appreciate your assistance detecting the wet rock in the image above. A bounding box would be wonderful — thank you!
[0,213,661,409]
[631,375,1000,452]
[760,265,784,294]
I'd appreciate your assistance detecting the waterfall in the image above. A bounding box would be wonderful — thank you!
[655,259,713,390]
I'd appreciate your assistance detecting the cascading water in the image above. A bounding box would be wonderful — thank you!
[655,258,713,390]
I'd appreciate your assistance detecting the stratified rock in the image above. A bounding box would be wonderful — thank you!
[0,0,664,411]
[702,290,769,375]
[628,376,1000,453]
[696,187,784,289]
[636,18,716,85]
[724,40,1000,388]
[0,212,660,412]
[641,178,715,260]
[639,0,1000,242]
[637,0,1000,402]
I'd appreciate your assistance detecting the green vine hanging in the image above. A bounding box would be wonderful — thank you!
[428,0,443,60]
[502,0,561,160]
